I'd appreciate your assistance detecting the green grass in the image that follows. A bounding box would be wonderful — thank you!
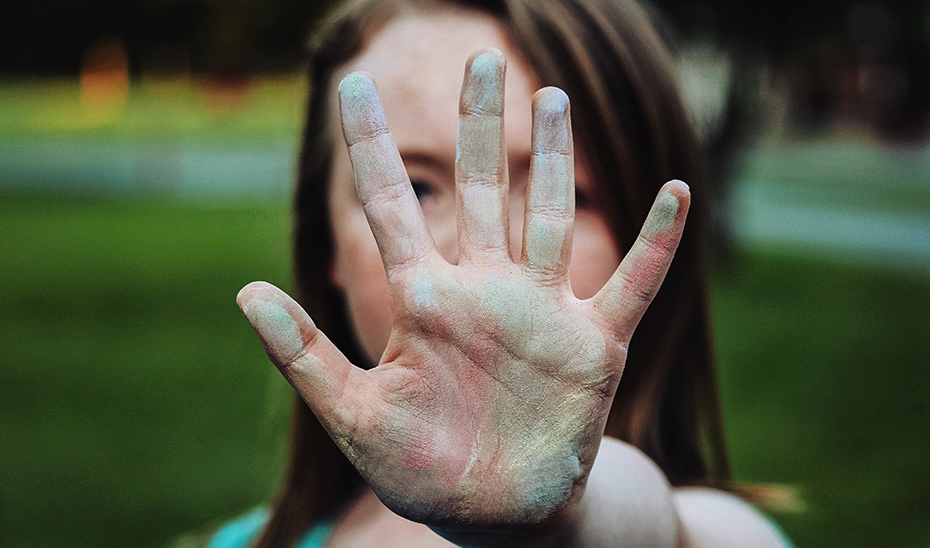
[712,253,930,547]
[1,194,929,548]
[0,195,295,547]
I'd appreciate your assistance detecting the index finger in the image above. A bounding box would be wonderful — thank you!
[339,72,438,276]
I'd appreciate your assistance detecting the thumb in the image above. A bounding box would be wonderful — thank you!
[236,281,364,426]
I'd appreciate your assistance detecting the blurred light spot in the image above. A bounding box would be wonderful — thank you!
[80,36,130,121]
[677,41,733,142]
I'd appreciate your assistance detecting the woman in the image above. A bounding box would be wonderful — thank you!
[226,0,792,546]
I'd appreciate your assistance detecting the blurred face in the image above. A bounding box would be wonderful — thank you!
[328,9,621,366]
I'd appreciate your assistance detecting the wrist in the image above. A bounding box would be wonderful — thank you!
[430,475,589,548]
[430,513,581,548]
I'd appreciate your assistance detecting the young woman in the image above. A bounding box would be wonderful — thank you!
[224,0,793,546]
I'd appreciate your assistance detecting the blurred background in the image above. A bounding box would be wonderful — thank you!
[1,0,928,547]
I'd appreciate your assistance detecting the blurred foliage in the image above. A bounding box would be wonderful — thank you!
[3,0,928,74]
[2,0,338,75]
[0,194,928,547]
[4,0,929,139]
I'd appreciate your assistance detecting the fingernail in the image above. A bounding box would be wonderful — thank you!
[461,49,505,115]
[669,179,690,191]
[532,87,571,153]
[339,72,387,144]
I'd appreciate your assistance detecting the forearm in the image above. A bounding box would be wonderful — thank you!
[562,436,678,548]
[437,437,679,548]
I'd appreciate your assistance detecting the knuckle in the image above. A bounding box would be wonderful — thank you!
[458,173,502,189]
[364,180,409,209]
[345,125,390,146]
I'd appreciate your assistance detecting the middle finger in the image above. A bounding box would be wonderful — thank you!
[455,48,511,265]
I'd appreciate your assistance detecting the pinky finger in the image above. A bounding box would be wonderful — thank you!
[591,180,690,341]
[236,281,367,433]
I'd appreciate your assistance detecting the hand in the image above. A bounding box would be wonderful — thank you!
[237,48,689,535]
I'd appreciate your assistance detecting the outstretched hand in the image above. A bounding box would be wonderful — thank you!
[237,48,689,533]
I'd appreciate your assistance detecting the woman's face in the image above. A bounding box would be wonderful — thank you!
[328,9,621,366]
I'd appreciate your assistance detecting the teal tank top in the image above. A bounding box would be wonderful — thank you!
[205,508,333,548]
[206,506,795,548]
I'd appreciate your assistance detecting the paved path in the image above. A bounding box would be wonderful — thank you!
[730,178,930,273]
[2,137,928,273]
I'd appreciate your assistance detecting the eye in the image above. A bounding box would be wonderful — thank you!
[410,180,434,201]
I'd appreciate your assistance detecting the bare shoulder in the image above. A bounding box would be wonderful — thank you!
[672,487,792,548]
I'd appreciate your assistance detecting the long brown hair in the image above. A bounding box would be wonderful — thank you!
[257,0,728,545]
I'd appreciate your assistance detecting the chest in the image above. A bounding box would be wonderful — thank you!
[324,510,457,548]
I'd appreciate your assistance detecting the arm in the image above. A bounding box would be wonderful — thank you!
[236,48,788,548]
[429,436,678,548]
[561,437,678,548]
[674,487,792,548]
[555,438,792,548]
[440,436,792,548]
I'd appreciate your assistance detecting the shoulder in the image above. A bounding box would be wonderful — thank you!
[672,487,794,548]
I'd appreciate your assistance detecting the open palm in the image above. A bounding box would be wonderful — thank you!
[237,49,690,529]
